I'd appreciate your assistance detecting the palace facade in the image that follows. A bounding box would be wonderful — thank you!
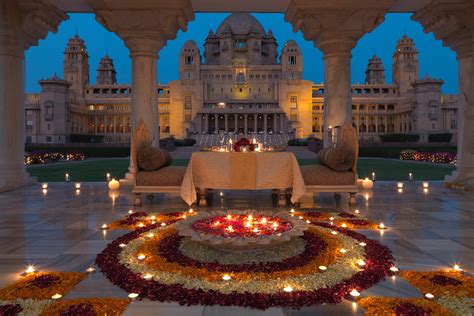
[25,13,459,144]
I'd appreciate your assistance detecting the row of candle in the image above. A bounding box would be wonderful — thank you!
[369,172,420,182]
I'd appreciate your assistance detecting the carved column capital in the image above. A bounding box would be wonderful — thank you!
[285,0,395,55]
[91,0,194,56]
[413,0,474,59]
[0,0,68,55]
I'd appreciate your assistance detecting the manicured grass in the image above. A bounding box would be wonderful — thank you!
[27,157,455,182]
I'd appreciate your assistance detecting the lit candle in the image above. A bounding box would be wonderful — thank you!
[329,217,335,221]
[160,222,166,227]
[408,173,413,181]
[390,266,399,273]
[42,183,48,189]
[128,293,139,299]
[222,274,231,281]
[137,254,146,261]
[318,265,327,271]
[143,274,153,280]
[252,227,259,233]
[341,223,347,228]
[354,209,360,214]
[51,293,62,300]
[422,181,429,189]
[226,225,234,233]
[290,209,295,213]
[371,172,376,182]
[137,222,145,228]
[261,217,267,224]
[119,243,126,248]
[75,182,81,189]
[357,260,366,267]
[147,233,154,238]
[65,173,70,182]
[128,210,133,214]
[362,177,374,190]
[331,230,338,235]
[108,179,120,190]
[101,224,107,230]
[188,208,194,214]
[339,248,347,254]
[86,267,95,273]
[42,189,48,195]
[106,173,111,181]
[220,191,224,197]
[379,222,386,229]
[283,286,293,292]
[397,182,404,189]
[350,289,361,298]
[453,264,463,271]
[226,214,232,220]
[424,293,434,300]
[359,242,366,247]
[25,265,36,274]
[182,214,187,219]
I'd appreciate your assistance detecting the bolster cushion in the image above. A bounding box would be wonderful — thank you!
[301,165,356,186]
[136,166,186,186]
[317,146,355,172]
[137,145,171,171]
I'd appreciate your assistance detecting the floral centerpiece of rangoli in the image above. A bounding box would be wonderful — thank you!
[175,210,308,251]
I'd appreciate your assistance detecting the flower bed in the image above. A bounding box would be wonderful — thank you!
[24,151,85,165]
[400,150,456,164]
[96,216,394,309]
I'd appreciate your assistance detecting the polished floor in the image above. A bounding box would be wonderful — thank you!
[0,182,472,315]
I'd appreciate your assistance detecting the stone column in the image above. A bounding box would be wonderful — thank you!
[285,0,394,146]
[214,114,218,132]
[244,114,248,133]
[254,114,258,132]
[205,114,209,133]
[197,114,202,133]
[264,114,268,132]
[224,114,228,132]
[0,0,67,191]
[273,114,278,132]
[234,114,238,132]
[280,115,285,132]
[94,4,194,182]
[414,1,474,187]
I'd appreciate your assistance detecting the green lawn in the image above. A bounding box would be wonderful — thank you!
[27,157,455,182]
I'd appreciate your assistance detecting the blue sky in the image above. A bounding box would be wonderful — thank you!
[25,13,458,94]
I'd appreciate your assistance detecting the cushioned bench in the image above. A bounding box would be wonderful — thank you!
[132,141,187,206]
[302,122,358,206]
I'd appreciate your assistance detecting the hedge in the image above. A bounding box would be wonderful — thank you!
[359,146,457,159]
[287,138,308,146]
[379,134,420,142]
[69,134,104,143]
[428,133,452,143]
[26,146,130,158]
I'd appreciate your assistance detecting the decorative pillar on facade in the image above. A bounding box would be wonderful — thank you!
[205,114,209,133]
[224,114,228,132]
[244,114,248,133]
[254,114,258,132]
[280,115,285,132]
[234,114,238,132]
[414,1,474,188]
[93,1,194,181]
[285,0,395,146]
[273,114,278,132]
[214,114,218,132]
[264,114,268,132]
[0,0,67,191]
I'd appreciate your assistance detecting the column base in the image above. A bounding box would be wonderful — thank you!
[444,168,474,191]
[0,170,37,193]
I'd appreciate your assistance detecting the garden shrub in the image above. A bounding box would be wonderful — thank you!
[379,134,420,142]
[428,133,452,143]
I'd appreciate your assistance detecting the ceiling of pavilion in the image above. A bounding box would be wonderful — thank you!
[50,0,431,13]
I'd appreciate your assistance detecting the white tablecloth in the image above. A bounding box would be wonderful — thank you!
[180,152,306,205]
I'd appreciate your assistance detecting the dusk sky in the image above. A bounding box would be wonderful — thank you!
[25,13,458,94]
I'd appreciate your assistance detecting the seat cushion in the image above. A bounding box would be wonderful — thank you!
[137,145,171,171]
[136,166,186,186]
[301,165,356,186]
[317,147,355,172]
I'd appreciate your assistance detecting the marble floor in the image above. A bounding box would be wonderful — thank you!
[0,181,472,315]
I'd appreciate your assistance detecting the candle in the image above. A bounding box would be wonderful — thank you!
[350,289,361,298]
[65,173,70,182]
[379,222,386,229]
[397,182,404,189]
[51,293,62,300]
[283,286,293,292]
[161,222,166,227]
[86,267,95,273]
[408,173,413,181]
[222,274,231,281]
[119,243,126,248]
[108,179,120,190]
[362,177,374,190]
[318,265,327,271]
[341,223,347,228]
[137,254,146,261]
[331,230,338,235]
[359,242,366,247]
[390,266,399,273]
[422,181,429,189]
[106,173,111,181]
[357,260,366,267]
[143,274,153,280]
[128,293,139,299]
[101,224,107,230]
[354,209,360,214]
[42,183,48,189]
[453,264,462,271]
[25,265,36,274]
[424,293,434,300]
[75,182,81,189]
[371,172,376,182]
[339,248,347,254]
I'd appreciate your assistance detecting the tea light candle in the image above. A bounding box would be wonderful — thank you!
[362,177,374,190]
[397,182,404,189]
[106,173,111,181]
[390,266,399,273]
[222,274,231,281]
[331,230,338,235]
[65,173,70,182]
[283,286,293,292]
[371,172,376,181]
[339,248,347,254]
[108,179,120,190]
[42,183,48,189]
[143,274,153,280]
[160,222,166,227]
[357,260,366,267]
[408,172,413,181]
[51,293,62,300]
[119,243,127,248]
[350,289,361,298]
[75,182,81,189]
[25,265,36,274]
[359,242,366,247]
[137,254,146,261]
[86,267,95,273]
[453,264,462,271]
[354,209,360,214]
[422,181,429,189]
[424,293,434,300]
[341,223,347,228]
[128,293,139,300]
[379,222,386,229]
[101,224,107,230]
[318,265,327,271]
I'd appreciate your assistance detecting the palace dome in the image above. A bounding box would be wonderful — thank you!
[215,13,266,37]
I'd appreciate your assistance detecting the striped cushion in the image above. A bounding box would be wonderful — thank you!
[137,145,171,171]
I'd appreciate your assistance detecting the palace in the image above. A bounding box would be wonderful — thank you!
[25,13,459,144]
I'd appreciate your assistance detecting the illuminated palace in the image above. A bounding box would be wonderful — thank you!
[25,13,458,144]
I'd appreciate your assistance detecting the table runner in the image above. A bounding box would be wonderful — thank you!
[179,152,306,205]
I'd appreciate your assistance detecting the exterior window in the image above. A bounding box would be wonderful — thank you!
[47,123,51,131]
[185,56,193,65]
[46,136,52,142]
[235,40,246,49]
[289,56,297,65]
[236,72,246,84]
[451,120,456,129]
[290,95,298,109]
[184,96,192,110]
